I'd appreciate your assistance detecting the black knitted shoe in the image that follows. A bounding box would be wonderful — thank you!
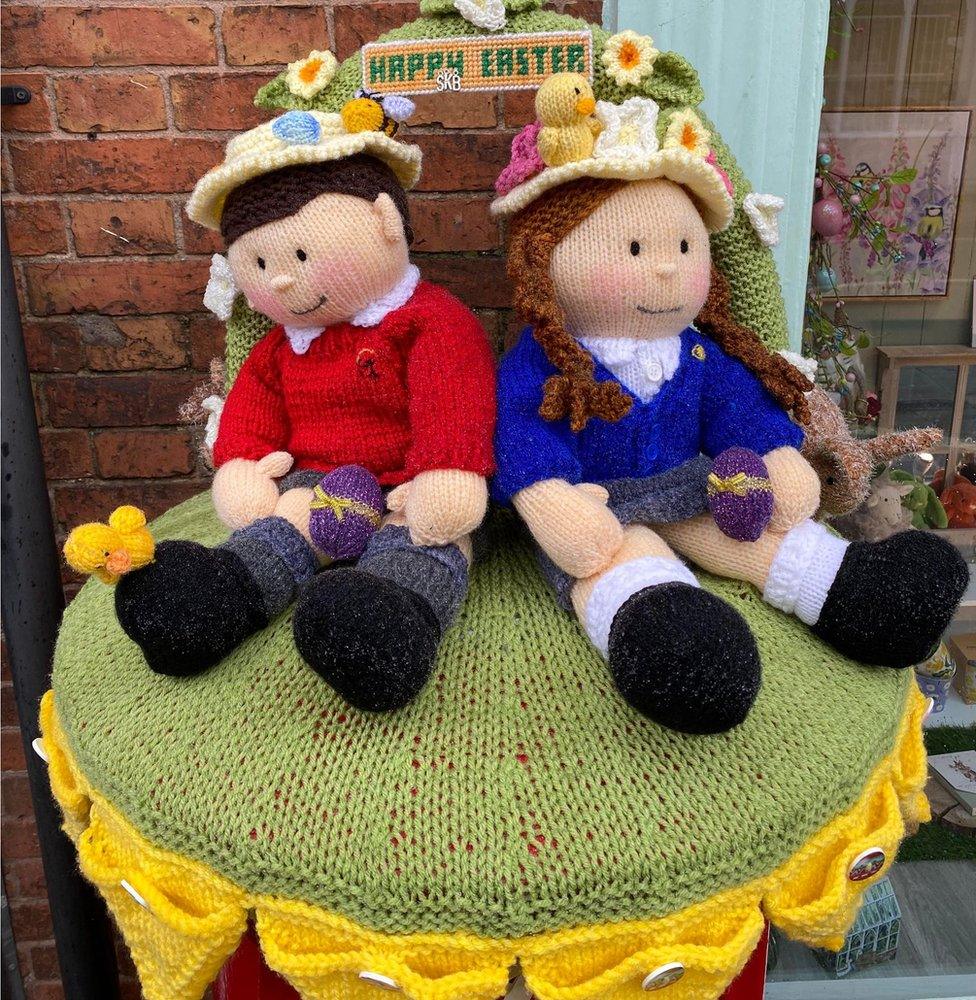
[607,582,761,734]
[812,530,969,668]
[293,568,440,712]
[115,540,269,677]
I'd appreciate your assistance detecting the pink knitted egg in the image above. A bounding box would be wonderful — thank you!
[707,447,774,542]
[308,465,384,561]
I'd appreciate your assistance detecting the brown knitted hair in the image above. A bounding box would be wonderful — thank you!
[507,177,811,432]
[220,154,413,245]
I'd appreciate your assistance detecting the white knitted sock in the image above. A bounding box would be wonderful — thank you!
[584,555,699,657]
[763,520,849,625]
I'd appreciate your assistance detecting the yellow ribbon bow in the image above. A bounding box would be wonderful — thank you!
[707,471,770,498]
[308,486,382,526]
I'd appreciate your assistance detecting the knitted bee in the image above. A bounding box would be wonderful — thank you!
[340,90,416,138]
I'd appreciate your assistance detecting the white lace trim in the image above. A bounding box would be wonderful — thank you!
[282,265,421,354]
[578,334,682,403]
[350,264,421,328]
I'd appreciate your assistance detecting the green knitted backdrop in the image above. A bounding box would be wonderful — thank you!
[219,0,790,385]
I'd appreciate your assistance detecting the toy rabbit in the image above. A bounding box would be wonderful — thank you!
[491,91,968,734]
[115,104,496,712]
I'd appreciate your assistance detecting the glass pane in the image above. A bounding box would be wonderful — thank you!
[961,370,976,443]
[894,365,959,437]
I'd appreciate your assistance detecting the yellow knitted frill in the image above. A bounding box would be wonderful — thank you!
[39,686,930,1000]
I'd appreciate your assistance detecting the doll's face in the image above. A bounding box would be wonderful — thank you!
[227,191,410,329]
[549,178,712,341]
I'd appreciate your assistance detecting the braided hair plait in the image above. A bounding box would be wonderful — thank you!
[694,265,812,425]
[508,178,633,432]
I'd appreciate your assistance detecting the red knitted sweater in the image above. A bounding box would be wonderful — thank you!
[213,282,496,484]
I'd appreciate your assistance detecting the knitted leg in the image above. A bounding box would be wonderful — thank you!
[292,522,468,712]
[658,516,969,667]
[116,515,317,677]
[566,526,760,734]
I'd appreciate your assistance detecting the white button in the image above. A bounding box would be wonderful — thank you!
[642,962,685,990]
[848,847,885,882]
[358,972,400,992]
[120,879,149,909]
[32,738,49,763]
[643,360,664,381]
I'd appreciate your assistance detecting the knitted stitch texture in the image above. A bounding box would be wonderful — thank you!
[52,494,921,943]
[220,7,789,384]
[213,282,496,483]
[44,560,929,1000]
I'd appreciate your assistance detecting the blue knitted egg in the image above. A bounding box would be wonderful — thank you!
[271,111,321,145]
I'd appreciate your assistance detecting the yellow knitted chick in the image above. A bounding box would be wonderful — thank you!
[535,73,601,168]
[63,506,155,585]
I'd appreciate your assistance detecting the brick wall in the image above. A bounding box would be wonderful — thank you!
[1,2,601,995]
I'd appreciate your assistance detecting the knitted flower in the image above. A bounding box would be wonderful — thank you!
[594,97,660,160]
[453,0,506,31]
[601,30,659,88]
[743,192,785,247]
[495,121,545,195]
[285,50,338,100]
[203,254,236,321]
[664,109,710,158]
[706,149,734,197]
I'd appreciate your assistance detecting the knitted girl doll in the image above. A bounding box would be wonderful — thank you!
[491,79,967,734]
[116,106,496,712]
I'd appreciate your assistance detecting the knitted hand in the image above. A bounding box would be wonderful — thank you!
[387,469,488,547]
[764,446,821,532]
[514,478,624,579]
[212,451,294,530]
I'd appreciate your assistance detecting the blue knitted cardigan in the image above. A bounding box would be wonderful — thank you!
[492,326,803,505]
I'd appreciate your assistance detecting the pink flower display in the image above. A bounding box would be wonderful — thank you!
[494,121,545,196]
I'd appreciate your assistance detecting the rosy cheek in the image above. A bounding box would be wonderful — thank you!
[583,265,640,299]
[685,258,711,303]
[239,285,279,316]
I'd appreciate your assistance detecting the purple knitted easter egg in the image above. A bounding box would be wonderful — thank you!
[707,447,774,542]
[308,465,384,561]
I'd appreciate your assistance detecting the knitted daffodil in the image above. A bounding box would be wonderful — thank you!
[285,50,338,100]
[664,107,711,158]
[601,29,659,88]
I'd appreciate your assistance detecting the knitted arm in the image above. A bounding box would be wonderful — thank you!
[700,343,804,459]
[492,330,582,506]
[212,329,289,467]
[404,286,497,478]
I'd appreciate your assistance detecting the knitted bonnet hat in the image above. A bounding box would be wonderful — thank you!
[492,72,734,232]
[187,99,422,232]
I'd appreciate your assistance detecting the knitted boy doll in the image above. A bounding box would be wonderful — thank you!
[116,108,496,712]
[491,79,967,735]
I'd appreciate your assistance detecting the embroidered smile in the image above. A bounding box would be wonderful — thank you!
[636,305,682,316]
[290,295,328,316]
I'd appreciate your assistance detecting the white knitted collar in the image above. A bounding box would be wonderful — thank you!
[578,334,683,403]
[283,265,421,354]
[352,264,421,327]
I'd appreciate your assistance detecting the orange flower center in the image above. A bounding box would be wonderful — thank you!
[681,122,698,150]
[299,58,323,84]
[618,40,640,69]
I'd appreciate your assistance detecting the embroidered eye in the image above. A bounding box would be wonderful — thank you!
[296,249,307,262]
[257,257,266,270]
[630,240,641,256]
[574,87,580,95]
[680,239,689,254]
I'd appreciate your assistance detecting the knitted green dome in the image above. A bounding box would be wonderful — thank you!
[53,494,915,939]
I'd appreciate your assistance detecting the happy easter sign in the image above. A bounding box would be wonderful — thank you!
[361,30,593,95]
